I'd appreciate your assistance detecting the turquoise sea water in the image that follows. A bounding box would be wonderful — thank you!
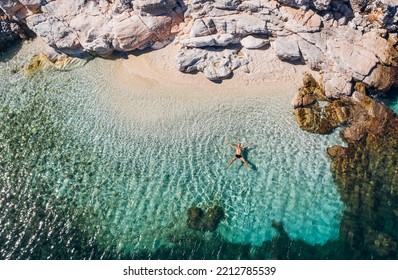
[0,42,346,259]
[381,89,398,114]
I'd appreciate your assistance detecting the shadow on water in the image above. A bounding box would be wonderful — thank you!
[242,146,258,171]
[0,40,23,62]
[132,221,355,260]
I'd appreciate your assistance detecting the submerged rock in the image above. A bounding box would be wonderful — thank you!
[329,94,398,258]
[187,205,225,232]
[24,51,89,76]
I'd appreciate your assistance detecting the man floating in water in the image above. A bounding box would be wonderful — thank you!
[225,142,252,171]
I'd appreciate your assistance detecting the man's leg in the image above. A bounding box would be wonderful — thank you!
[225,157,237,170]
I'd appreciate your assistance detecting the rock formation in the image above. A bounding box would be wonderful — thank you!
[328,93,398,258]
[187,205,225,231]
[0,0,185,56]
[1,0,397,91]
[294,72,398,258]
[0,8,27,50]
[177,0,398,88]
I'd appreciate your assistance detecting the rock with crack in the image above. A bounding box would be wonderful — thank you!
[293,73,350,134]
[280,6,323,33]
[180,33,239,47]
[177,47,250,80]
[0,9,27,49]
[273,34,301,61]
[297,38,325,70]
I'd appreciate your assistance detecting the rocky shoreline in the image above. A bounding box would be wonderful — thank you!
[1,0,397,94]
[293,73,398,257]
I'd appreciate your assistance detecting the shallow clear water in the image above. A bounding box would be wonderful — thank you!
[0,42,345,259]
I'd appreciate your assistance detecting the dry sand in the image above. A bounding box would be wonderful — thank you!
[111,43,320,100]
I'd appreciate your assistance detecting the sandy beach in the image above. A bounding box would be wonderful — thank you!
[111,43,320,99]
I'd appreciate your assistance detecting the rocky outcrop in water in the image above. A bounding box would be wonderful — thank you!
[187,205,225,231]
[294,73,398,258]
[328,93,398,258]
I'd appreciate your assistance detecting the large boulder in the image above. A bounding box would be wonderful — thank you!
[273,35,301,61]
[293,74,350,134]
[177,47,250,80]
[280,6,323,33]
[240,35,269,49]
[0,9,27,50]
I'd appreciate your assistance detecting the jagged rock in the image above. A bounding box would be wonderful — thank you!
[280,6,323,33]
[277,0,332,10]
[177,47,250,80]
[273,35,301,61]
[293,74,345,134]
[18,0,42,13]
[327,145,349,159]
[325,99,352,125]
[214,0,242,10]
[297,39,325,70]
[354,81,367,95]
[292,73,325,107]
[187,206,225,231]
[359,31,398,66]
[240,35,269,49]
[135,0,177,16]
[324,72,352,98]
[350,0,368,13]
[190,18,217,37]
[363,64,398,92]
[1,0,397,89]
[0,9,27,49]
[296,84,398,258]
[294,105,332,134]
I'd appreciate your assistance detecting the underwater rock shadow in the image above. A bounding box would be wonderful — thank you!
[0,41,23,62]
